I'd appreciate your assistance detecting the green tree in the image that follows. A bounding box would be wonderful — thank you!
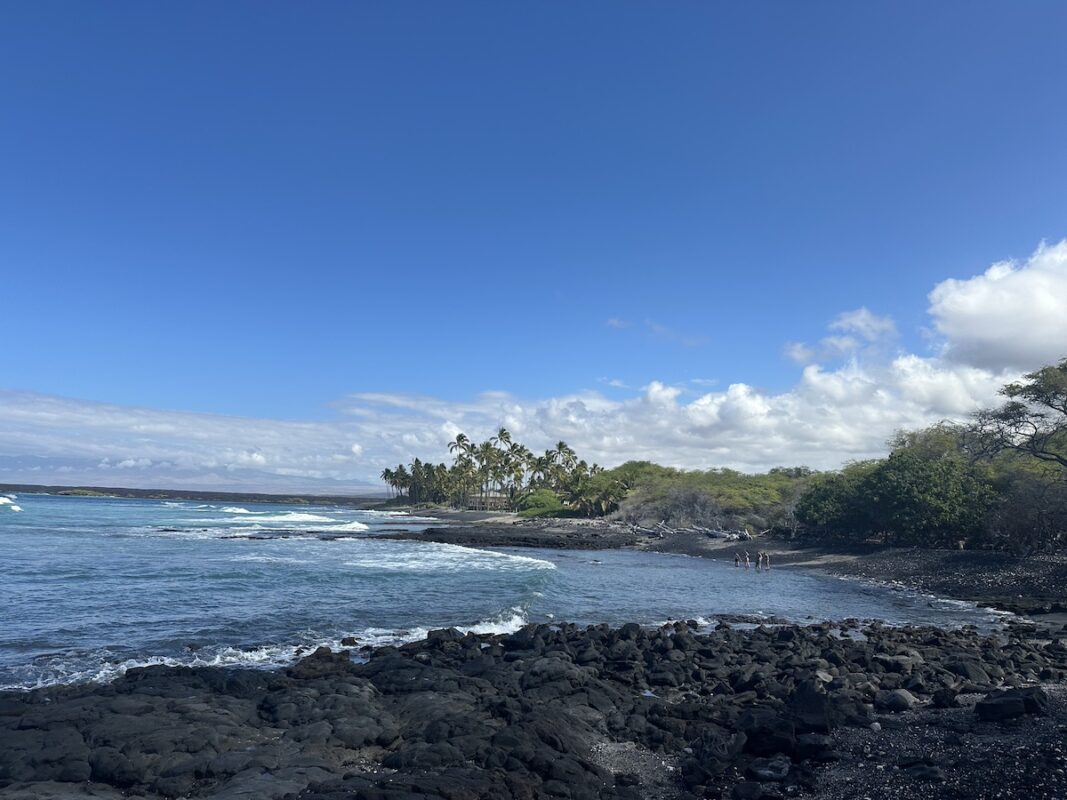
[794,460,879,540]
[864,447,995,546]
[973,358,1067,470]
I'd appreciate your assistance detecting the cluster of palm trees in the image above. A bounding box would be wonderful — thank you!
[378,428,625,516]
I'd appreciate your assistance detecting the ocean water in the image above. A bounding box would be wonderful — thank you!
[0,493,1003,690]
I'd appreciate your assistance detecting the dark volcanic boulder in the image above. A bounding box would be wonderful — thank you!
[737,708,796,756]
[975,686,1050,721]
[874,688,920,713]
[681,725,748,789]
[286,646,353,679]
[932,687,959,708]
[947,659,992,687]
[789,680,833,733]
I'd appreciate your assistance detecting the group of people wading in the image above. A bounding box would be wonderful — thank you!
[733,550,771,571]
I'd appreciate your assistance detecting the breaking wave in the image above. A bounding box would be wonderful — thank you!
[326,520,370,532]
[342,542,556,573]
[2,607,531,690]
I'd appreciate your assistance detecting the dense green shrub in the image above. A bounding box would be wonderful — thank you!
[517,488,564,517]
[606,463,813,533]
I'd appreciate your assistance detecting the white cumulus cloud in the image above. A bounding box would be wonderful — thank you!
[929,239,1067,371]
[829,307,898,342]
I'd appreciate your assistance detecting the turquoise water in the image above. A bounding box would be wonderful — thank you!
[0,493,1002,690]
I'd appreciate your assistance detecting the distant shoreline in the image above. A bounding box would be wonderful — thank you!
[0,482,386,508]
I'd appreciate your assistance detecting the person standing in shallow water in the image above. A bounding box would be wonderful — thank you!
[734,553,741,568]
[743,551,750,570]
[761,552,771,570]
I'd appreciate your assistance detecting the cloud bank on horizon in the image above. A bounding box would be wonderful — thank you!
[2,240,1065,492]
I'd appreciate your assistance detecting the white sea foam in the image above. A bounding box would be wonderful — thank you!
[188,511,338,526]
[464,606,528,635]
[232,512,334,524]
[450,543,557,570]
[342,541,556,573]
[231,554,313,565]
[326,520,370,532]
[345,608,529,651]
[1,497,22,512]
[3,606,532,690]
[221,506,254,514]
[1,644,308,690]
[358,510,439,521]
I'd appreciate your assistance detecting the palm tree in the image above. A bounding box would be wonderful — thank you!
[474,441,498,507]
[397,430,620,516]
[393,464,411,499]
[449,433,471,457]
[557,441,577,470]
[380,467,395,498]
[491,427,512,451]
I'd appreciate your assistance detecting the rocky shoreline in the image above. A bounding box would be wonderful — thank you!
[2,620,1067,799]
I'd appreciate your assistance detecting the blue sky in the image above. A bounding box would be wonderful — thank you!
[2,3,1066,490]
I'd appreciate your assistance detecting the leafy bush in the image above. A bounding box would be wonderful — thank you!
[613,485,728,528]
[605,462,813,532]
[796,441,997,547]
[517,488,564,517]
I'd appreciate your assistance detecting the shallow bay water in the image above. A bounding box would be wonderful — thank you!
[0,494,1003,689]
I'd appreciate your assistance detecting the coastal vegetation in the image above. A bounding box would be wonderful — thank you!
[796,358,1067,551]
[379,430,627,516]
[386,358,1067,552]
